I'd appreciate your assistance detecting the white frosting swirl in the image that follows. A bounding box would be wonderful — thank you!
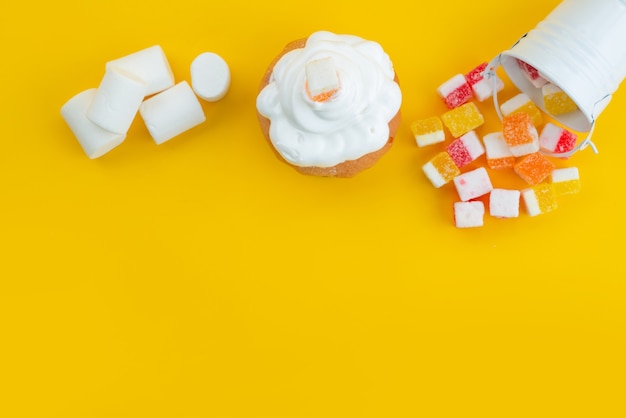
[256,31,402,168]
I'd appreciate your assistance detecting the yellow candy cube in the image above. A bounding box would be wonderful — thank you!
[441,102,484,138]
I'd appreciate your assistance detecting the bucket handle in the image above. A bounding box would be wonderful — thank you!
[485,52,601,159]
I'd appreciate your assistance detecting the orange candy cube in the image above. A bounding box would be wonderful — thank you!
[514,152,555,185]
[502,112,540,157]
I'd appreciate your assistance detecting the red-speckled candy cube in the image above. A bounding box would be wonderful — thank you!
[441,102,485,138]
[517,59,549,88]
[446,130,485,168]
[502,112,539,157]
[422,151,461,188]
[453,167,493,201]
[437,74,473,109]
[465,62,504,102]
[514,152,555,185]
[539,122,577,155]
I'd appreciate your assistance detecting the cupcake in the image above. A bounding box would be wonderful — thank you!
[256,31,402,177]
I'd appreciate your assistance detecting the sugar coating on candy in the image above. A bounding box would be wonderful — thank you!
[489,188,520,218]
[465,62,504,102]
[551,167,581,196]
[542,83,578,115]
[517,59,549,88]
[411,116,445,147]
[422,152,461,188]
[500,93,543,127]
[437,74,473,109]
[539,122,577,154]
[521,184,557,216]
[453,166,493,201]
[446,130,485,168]
[305,57,340,102]
[482,132,516,169]
[513,152,555,185]
[441,102,485,138]
[454,201,485,228]
[502,112,540,157]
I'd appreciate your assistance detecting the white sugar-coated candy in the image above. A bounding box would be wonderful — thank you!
[61,89,126,158]
[106,45,175,96]
[139,81,206,144]
[86,67,147,135]
[483,132,514,159]
[454,201,485,228]
[305,57,340,99]
[489,188,521,218]
[190,52,231,102]
[453,167,493,201]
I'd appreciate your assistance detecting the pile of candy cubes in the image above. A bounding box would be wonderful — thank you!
[414,60,582,228]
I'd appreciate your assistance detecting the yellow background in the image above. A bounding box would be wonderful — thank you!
[2,0,625,416]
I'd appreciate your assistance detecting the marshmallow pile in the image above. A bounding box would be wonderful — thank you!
[61,46,231,158]
[415,61,583,228]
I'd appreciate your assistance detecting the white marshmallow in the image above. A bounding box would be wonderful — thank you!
[489,188,521,218]
[454,201,485,228]
[139,81,206,145]
[61,89,126,159]
[305,57,340,100]
[86,67,147,135]
[106,45,175,96]
[190,52,231,102]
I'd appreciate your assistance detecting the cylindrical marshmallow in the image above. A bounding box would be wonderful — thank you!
[139,81,206,144]
[190,52,230,102]
[86,67,147,135]
[106,45,175,96]
[61,89,126,159]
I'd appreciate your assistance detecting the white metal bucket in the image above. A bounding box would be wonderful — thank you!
[487,0,626,155]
